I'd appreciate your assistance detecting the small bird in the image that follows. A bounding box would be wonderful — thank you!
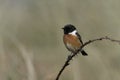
[62,24,88,56]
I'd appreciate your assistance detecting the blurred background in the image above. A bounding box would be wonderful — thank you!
[0,0,120,80]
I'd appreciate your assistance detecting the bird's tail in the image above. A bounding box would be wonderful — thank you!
[81,50,88,56]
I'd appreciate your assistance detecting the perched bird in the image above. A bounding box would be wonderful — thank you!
[62,24,88,56]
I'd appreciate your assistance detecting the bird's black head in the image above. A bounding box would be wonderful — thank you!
[62,24,76,34]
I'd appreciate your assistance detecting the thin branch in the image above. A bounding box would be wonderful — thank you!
[55,36,120,80]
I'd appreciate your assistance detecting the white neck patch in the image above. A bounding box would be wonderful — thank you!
[69,30,77,36]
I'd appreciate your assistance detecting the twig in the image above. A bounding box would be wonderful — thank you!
[55,36,120,80]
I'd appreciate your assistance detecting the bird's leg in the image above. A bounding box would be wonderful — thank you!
[67,52,72,60]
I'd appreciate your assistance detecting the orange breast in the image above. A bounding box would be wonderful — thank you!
[63,34,82,52]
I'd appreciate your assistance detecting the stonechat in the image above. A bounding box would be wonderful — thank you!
[62,24,88,56]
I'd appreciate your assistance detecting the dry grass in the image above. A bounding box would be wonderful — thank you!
[0,0,120,80]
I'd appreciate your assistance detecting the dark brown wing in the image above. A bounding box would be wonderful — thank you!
[76,32,88,56]
[76,32,83,44]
